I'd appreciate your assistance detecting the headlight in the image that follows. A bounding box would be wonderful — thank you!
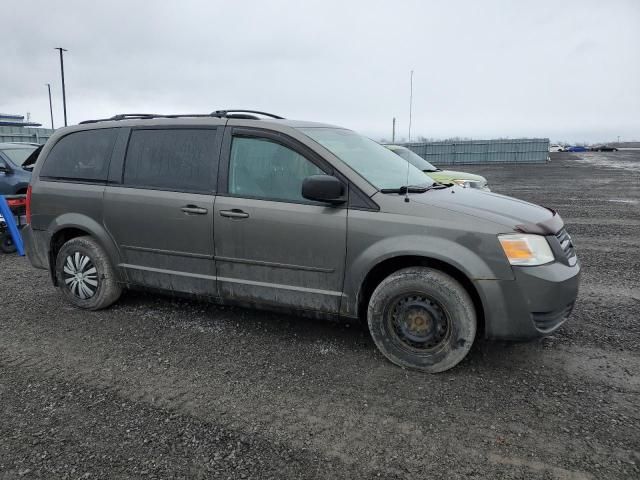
[452,179,474,187]
[498,234,555,266]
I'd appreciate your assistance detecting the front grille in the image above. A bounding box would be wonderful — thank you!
[532,302,574,332]
[555,228,576,264]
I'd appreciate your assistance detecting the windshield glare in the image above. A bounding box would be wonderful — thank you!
[2,147,37,166]
[389,146,438,171]
[299,128,433,190]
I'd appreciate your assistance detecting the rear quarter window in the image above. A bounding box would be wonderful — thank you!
[40,128,118,182]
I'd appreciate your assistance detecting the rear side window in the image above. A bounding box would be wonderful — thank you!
[40,128,117,181]
[123,129,217,193]
[2,147,38,166]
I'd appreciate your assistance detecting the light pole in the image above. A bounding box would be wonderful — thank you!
[408,70,414,142]
[392,117,396,143]
[46,83,54,129]
[55,47,68,126]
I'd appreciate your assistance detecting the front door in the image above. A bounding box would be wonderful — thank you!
[214,128,347,313]
[104,127,222,295]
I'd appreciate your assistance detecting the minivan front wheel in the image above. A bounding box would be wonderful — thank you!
[367,267,476,373]
[55,236,122,310]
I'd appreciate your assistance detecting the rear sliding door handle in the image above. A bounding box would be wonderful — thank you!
[181,205,208,215]
[219,209,249,219]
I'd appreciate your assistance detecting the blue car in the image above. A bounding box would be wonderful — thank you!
[565,146,588,153]
[0,142,39,195]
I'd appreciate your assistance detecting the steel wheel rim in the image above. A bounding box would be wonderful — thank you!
[62,251,98,300]
[387,293,451,353]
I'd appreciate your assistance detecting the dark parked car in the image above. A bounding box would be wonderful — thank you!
[590,145,618,152]
[22,110,580,373]
[0,142,39,195]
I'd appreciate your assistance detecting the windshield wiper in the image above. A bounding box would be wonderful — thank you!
[380,185,433,194]
[380,183,453,194]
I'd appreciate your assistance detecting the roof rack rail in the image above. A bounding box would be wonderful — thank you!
[212,109,284,120]
[111,113,161,120]
[79,113,162,124]
[79,110,284,125]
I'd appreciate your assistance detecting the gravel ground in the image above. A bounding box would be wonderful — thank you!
[1,151,639,479]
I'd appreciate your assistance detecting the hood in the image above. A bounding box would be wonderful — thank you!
[404,187,560,232]
[429,169,486,183]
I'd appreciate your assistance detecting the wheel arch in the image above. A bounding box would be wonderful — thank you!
[356,255,486,338]
[48,215,122,285]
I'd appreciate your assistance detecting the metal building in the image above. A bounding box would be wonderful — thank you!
[0,114,55,144]
[403,138,550,165]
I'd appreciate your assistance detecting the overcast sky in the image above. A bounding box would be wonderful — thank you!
[3,0,639,142]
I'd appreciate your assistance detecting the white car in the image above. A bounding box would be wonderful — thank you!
[549,144,565,152]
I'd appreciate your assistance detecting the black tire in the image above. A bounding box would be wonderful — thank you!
[0,232,17,254]
[55,236,122,310]
[367,267,476,373]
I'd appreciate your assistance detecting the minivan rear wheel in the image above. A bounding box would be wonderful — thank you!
[367,267,476,373]
[55,236,122,310]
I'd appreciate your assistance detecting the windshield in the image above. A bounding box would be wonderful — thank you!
[298,128,433,190]
[388,146,438,172]
[2,147,38,166]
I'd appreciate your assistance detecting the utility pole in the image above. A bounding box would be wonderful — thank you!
[408,70,414,142]
[617,135,620,145]
[46,83,54,129]
[55,47,68,126]
[392,117,396,143]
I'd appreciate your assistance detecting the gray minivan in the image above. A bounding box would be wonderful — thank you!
[23,110,580,373]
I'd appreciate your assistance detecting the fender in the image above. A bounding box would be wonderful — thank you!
[342,234,514,317]
[47,212,124,282]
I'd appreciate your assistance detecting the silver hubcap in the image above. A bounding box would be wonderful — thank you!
[63,252,98,299]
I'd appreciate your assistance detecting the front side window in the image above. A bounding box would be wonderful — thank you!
[299,128,433,190]
[228,136,325,202]
[123,129,218,192]
[40,128,117,181]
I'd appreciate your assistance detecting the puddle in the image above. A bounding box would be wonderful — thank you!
[576,153,640,173]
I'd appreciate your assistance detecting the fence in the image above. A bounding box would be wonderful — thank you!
[403,138,550,165]
[0,126,55,145]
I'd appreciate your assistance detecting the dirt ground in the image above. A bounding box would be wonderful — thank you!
[0,151,638,479]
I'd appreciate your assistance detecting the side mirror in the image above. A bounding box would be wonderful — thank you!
[0,162,12,174]
[302,175,346,205]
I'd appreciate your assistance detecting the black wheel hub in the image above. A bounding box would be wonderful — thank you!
[390,295,449,350]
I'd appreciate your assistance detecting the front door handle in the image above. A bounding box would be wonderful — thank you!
[181,205,208,215]
[219,209,250,219]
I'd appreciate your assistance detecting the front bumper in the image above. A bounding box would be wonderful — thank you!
[475,260,581,340]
